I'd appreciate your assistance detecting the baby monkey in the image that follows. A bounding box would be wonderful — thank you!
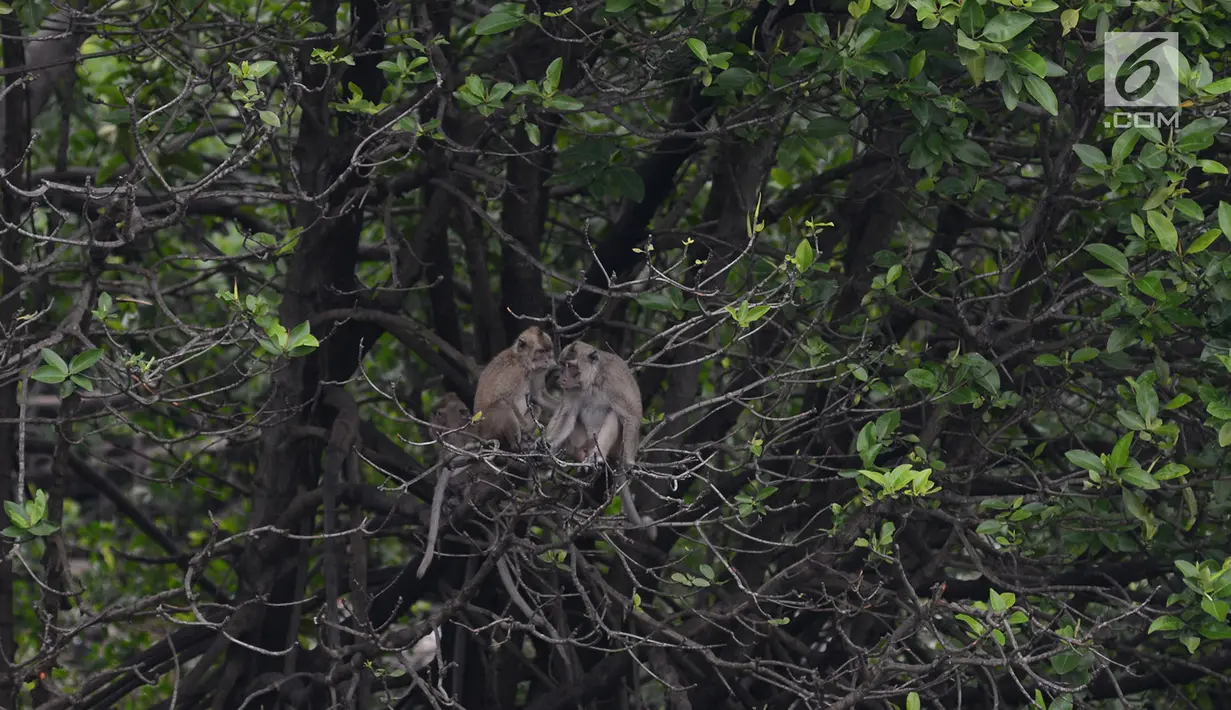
[545,341,656,538]
[472,326,558,452]
[418,391,475,579]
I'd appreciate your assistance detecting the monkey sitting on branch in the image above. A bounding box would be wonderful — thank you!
[544,341,657,539]
[418,327,557,578]
[471,326,558,452]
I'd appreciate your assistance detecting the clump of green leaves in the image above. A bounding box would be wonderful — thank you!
[217,285,320,358]
[3,489,59,540]
[32,347,104,398]
[227,59,281,127]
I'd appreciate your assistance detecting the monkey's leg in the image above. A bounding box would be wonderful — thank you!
[586,411,621,465]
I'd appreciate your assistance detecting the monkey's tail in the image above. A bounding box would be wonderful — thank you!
[620,486,658,540]
[416,471,451,579]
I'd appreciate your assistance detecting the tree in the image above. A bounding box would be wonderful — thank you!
[1,0,1230,708]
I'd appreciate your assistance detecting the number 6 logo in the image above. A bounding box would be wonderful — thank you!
[1104,32,1179,108]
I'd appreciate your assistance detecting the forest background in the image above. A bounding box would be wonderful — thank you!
[0,0,1230,708]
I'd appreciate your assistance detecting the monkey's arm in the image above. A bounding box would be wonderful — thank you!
[544,401,579,452]
[532,382,561,415]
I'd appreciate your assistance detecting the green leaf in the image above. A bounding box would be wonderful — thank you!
[1084,269,1126,288]
[1154,462,1189,481]
[686,38,708,63]
[1034,354,1064,367]
[1148,615,1183,633]
[1136,384,1159,423]
[248,60,277,78]
[544,57,563,95]
[258,110,281,128]
[1111,129,1141,165]
[952,140,991,166]
[1110,432,1133,470]
[1107,326,1135,353]
[1188,228,1222,254]
[40,348,68,374]
[288,321,313,349]
[27,521,58,536]
[606,167,645,202]
[989,589,1008,612]
[1202,596,1229,623]
[1219,202,1231,241]
[981,12,1033,42]
[958,0,985,36]
[69,348,104,374]
[545,94,584,111]
[4,501,28,528]
[1065,449,1105,474]
[474,9,525,35]
[1199,159,1228,175]
[489,82,513,101]
[1146,210,1178,252]
[964,353,1000,394]
[1220,421,1231,447]
[1204,76,1231,95]
[1010,50,1047,78]
[525,122,541,146]
[1209,399,1231,420]
[1071,347,1099,363]
[906,692,921,710]
[31,366,66,384]
[69,375,93,392]
[905,369,938,391]
[1121,466,1160,490]
[1176,117,1227,153]
[1083,244,1128,273]
[606,0,637,11]
[1060,8,1079,35]
[794,239,815,272]
[908,50,926,78]
[1133,274,1164,300]
[1072,144,1108,170]
[1022,75,1057,116]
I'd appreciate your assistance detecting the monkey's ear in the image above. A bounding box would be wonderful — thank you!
[587,350,600,362]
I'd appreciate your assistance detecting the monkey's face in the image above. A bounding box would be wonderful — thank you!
[558,343,599,391]
[515,327,555,372]
[432,393,471,426]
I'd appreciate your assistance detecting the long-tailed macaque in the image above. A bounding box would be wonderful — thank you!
[544,341,656,538]
[418,392,473,579]
[472,326,557,451]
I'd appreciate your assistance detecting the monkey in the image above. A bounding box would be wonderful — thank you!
[417,391,474,579]
[544,341,656,539]
[471,326,557,452]
[432,391,474,467]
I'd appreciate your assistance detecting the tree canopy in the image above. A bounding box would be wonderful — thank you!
[2,0,1231,708]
